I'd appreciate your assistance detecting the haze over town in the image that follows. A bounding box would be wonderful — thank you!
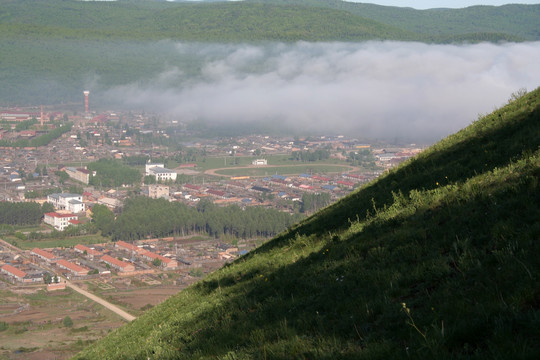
[97,41,540,142]
[1,1,539,358]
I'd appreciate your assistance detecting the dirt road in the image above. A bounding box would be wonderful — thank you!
[65,281,136,322]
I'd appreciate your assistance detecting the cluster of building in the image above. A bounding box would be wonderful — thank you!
[0,236,248,286]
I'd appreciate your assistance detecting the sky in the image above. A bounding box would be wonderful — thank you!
[347,1,539,9]
[101,41,540,143]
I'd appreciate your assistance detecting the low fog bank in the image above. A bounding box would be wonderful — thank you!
[101,41,540,142]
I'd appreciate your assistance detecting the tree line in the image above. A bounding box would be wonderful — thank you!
[290,149,330,162]
[88,158,141,188]
[0,202,54,226]
[92,197,304,241]
[0,123,72,148]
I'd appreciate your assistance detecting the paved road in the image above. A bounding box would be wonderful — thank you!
[65,281,136,322]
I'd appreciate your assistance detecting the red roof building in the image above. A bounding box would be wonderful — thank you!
[32,248,56,262]
[312,175,331,182]
[101,255,135,272]
[141,251,178,269]
[337,180,355,188]
[44,212,78,231]
[183,184,202,191]
[56,259,89,276]
[206,189,227,198]
[1,264,27,282]
[116,240,145,254]
[74,244,102,257]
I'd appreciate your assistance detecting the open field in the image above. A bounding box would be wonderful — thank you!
[0,286,124,360]
[5,235,111,250]
[208,164,354,177]
[0,277,196,359]
[196,154,349,171]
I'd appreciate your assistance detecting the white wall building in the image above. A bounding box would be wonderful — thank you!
[47,193,85,213]
[145,163,177,182]
[252,159,267,166]
[44,212,78,231]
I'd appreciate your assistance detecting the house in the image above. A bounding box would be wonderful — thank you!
[31,248,57,263]
[74,244,102,258]
[206,189,227,199]
[96,196,122,210]
[148,184,169,199]
[252,159,267,166]
[337,180,355,188]
[141,251,178,269]
[116,240,145,254]
[44,212,78,231]
[1,264,27,283]
[342,173,366,182]
[101,255,135,272]
[47,193,85,213]
[56,259,89,276]
[145,163,177,182]
[65,167,91,184]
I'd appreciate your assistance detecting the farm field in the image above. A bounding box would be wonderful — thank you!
[0,286,124,360]
[0,278,193,360]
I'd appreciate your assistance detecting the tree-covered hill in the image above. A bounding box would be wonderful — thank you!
[1,0,537,42]
[251,0,540,41]
[1,0,538,106]
[0,0,414,42]
[73,87,540,358]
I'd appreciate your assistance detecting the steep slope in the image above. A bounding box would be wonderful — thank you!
[74,88,540,359]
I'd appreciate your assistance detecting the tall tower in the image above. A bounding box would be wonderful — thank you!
[84,91,90,113]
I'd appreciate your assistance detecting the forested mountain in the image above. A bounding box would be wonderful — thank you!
[1,0,537,42]
[1,0,538,106]
[74,86,540,358]
[251,0,540,41]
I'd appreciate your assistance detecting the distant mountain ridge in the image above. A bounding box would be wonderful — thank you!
[0,0,538,42]
[73,83,540,358]
[1,0,538,105]
[249,0,540,41]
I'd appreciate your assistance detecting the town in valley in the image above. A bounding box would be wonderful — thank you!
[0,94,423,359]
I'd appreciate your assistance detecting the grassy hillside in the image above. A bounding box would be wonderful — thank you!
[73,88,540,358]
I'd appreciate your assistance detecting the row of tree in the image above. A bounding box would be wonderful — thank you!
[300,193,332,213]
[88,158,141,188]
[0,202,54,226]
[290,149,330,162]
[92,197,304,241]
[0,123,72,148]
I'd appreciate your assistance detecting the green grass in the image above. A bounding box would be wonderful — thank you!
[12,234,110,250]
[74,88,540,359]
[196,155,351,173]
[214,164,351,177]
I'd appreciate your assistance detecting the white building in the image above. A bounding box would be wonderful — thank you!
[252,159,267,166]
[145,163,177,182]
[44,212,78,231]
[47,193,85,213]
